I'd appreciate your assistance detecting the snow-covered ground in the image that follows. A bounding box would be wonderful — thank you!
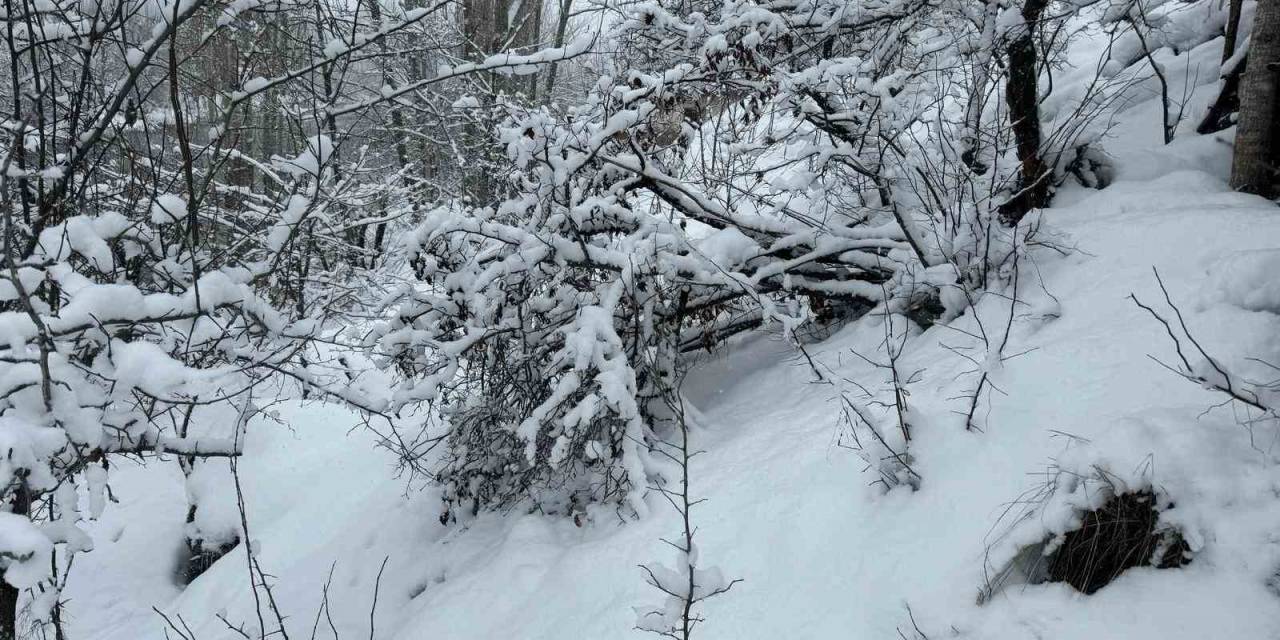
[63,24,1280,640]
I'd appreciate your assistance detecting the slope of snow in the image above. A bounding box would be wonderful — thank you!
[62,29,1280,640]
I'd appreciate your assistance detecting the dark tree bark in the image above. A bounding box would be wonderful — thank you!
[0,581,15,640]
[544,0,574,97]
[1,486,30,640]
[1197,52,1245,134]
[459,0,542,203]
[999,0,1051,226]
[1230,0,1280,198]
[1198,0,1247,135]
[1222,0,1244,64]
[461,0,541,94]
[365,0,407,265]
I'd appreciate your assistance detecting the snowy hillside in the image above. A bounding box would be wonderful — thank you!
[64,44,1280,640]
[1,0,1277,638]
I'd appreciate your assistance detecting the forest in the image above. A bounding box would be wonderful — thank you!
[0,0,1277,637]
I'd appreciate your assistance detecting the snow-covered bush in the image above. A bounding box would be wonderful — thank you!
[980,463,1193,601]
[368,0,1131,518]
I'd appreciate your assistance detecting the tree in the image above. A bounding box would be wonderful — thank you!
[1222,0,1245,64]
[457,0,546,204]
[1231,0,1280,198]
[999,0,1052,225]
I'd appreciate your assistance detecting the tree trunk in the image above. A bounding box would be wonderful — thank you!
[1197,52,1245,134]
[1230,0,1280,198]
[1222,0,1244,64]
[961,0,1000,174]
[544,0,574,97]
[526,0,544,101]
[460,0,542,203]
[366,0,407,264]
[0,582,15,640]
[2,487,31,640]
[999,0,1051,225]
[463,0,540,95]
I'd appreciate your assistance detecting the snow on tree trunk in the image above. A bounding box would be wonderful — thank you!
[962,0,1002,174]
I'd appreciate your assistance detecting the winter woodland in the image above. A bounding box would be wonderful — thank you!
[0,0,1277,637]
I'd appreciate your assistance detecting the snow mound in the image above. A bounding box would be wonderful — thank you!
[1204,249,1280,315]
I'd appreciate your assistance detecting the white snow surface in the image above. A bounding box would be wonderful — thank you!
[64,32,1280,640]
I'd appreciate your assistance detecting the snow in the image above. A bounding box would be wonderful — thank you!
[278,135,335,178]
[150,193,187,225]
[125,48,145,68]
[323,38,349,59]
[0,512,52,589]
[35,212,134,273]
[267,194,312,251]
[1204,249,1280,314]
[694,227,759,267]
[62,131,1280,640]
[241,76,269,94]
[109,340,223,398]
[51,6,1280,640]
